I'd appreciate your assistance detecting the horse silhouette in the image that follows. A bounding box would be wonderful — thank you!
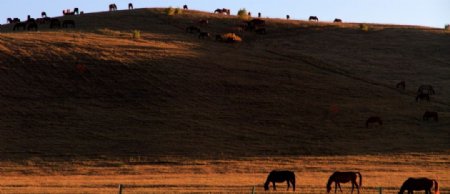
[128,3,133,10]
[109,4,117,11]
[286,15,290,20]
[74,8,79,15]
[416,93,430,102]
[396,81,406,90]
[183,5,188,10]
[41,12,47,18]
[258,12,261,18]
[7,18,20,24]
[334,18,342,23]
[423,111,438,122]
[264,170,295,191]
[418,85,435,95]
[398,178,439,194]
[309,16,319,22]
[366,116,382,128]
[327,172,362,194]
[50,18,61,28]
[13,22,27,31]
[214,8,230,15]
[62,20,75,28]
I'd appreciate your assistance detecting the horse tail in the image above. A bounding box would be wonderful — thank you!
[433,179,439,194]
[356,172,362,188]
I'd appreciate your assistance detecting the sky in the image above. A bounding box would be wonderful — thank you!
[0,0,448,28]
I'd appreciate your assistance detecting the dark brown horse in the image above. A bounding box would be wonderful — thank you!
[398,178,439,194]
[41,11,47,18]
[423,111,438,122]
[109,4,117,11]
[366,116,382,128]
[309,16,319,22]
[416,93,430,102]
[327,172,362,194]
[334,18,342,23]
[128,3,133,10]
[74,8,79,14]
[418,85,435,95]
[183,5,188,10]
[286,15,290,20]
[264,170,295,191]
[214,8,230,15]
[396,81,406,90]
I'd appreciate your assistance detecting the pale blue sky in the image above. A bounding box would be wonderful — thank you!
[1,0,448,28]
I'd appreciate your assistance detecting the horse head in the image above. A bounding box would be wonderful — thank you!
[263,182,269,191]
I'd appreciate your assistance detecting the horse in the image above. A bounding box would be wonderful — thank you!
[423,111,438,122]
[74,8,79,15]
[62,20,75,28]
[334,18,342,23]
[416,93,430,102]
[418,85,435,95]
[286,15,290,20]
[13,18,20,23]
[49,18,61,28]
[63,10,75,16]
[264,170,296,191]
[396,81,406,90]
[258,12,261,18]
[41,12,47,18]
[327,172,362,194]
[198,32,210,39]
[215,8,230,15]
[366,116,382,128]
[398,178,439,194]
[13,22,27,31]
[309,16,319,22]
[109,4,117,11]
[186,26,200,33]
[183,5,188,10]
[128,3,133,10]
[26,22,38,31]
[214,8,223,14]
[248,12,252,17]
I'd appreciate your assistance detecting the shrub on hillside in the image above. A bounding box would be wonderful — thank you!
[237,8,249,20]
[360,24,369,32]
[175,8,183,14]
[132,30,141,39]
[166,7,182,16]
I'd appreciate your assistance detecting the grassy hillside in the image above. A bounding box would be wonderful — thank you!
[0,8,449,160]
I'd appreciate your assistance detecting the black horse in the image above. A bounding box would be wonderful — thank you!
[423,111,438,122]
[13,22,27,31]
[286,15,290,20]
[41,11,47,18]
[334,18,342,23]
[418,85,435,95]
[366,116,382,128]
[398,178,439,194]
[309,16,319,22]
[327,172,362,194]
[396,81,406,90]
[128,3,133,10]
[109,4,117,11]
[183,5,188,10]
[74,8,79,15]
[49,18,61,28]
[264,170,296,191]
[416,93,430,102]
[62,20,75,28]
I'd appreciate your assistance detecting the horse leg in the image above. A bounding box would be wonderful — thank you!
[338,183,343,193]
[351,181,355,194]
[335,182,338,193]
[273,182,276,191]
[287,180,290,191]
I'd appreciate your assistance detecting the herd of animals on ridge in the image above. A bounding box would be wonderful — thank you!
[1,3,445,194]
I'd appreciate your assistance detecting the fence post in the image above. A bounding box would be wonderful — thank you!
[379,187,382,194]
[118,184,123,194]
[251,186,256,194]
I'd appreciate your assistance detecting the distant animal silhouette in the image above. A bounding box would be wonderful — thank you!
[416,93,430,102]
[214,8,230,15]
[74,8,79,15]
[7,18,20,24]
[423,111,438,122]
[186,26,200,33]
[258,12,261,18]
[183,5,188,10]
[366,116,382,128]
[417,85,435,95]
[41,12,47,18]
[128,3,133,10]
[255,28,267,34]
[286,15,290,20]
[248,12,251,17]
[49,18,61,28]
[309,16,319,22]
[398,178,438,194]
[109,4,117,11]
[27,22,38,31]
[13,22,27,31]
[7,18,12,23]
[327,172,362,194]
[63,9,75,16]
[36,17,51,24]
[334,18,342,23]
[396,81,405,90]
[62,20,75,28]
[198,32,210,39]
[264,170,296,191]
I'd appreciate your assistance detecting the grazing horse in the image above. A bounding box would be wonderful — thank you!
[7,18,12,23]
[396,81,406,90]
[27,22,38,31]
[366,116,382,128]
[398,178,439,194]
[416,93,430,102]
[128,3,133,10]
[183,5,188,10]
[186,26,200,33]
[334,18,342,23]
[418,85,435,95]
[13,22,27,31]
[309,16,319,22]
[109,4,117,11]
[327,172,362,194]
[198,32,210,39]
[423,111,438,122]
[264,170,296,191]
[41,12,47,18]
[49,18,61,28]
[62,20,75,28]
[74,8,79,15]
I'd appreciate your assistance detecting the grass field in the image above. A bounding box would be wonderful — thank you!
[0,8,449,193]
